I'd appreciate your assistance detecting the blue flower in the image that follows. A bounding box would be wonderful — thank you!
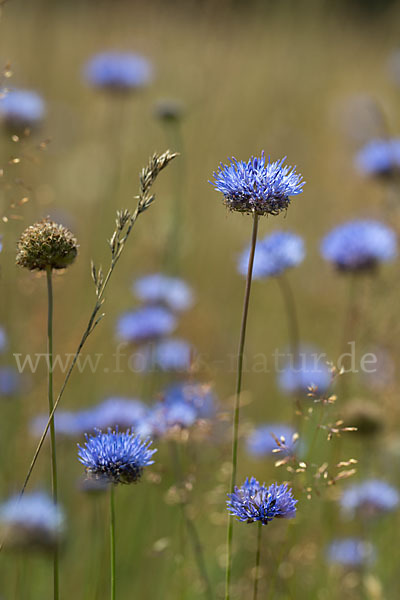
[211,152,304,216]
[0,366,22,397]
[0,326,7,352]
[321,220,397,271]
[326,538,376,568]
[0,89,45,128]
[355,138,400,177]
[0,491,65,551]
[238,231,305,279]
[116,306,177,343]
[227,478,297,525]
[246,424,297,458]
[138,338,194,372]
[132,273,194,312]
[278,349,332,396]
[340,479,399,518]
[84,51,153,91]
[78,428,156,484]
[164,381,217,419]
[31,410,93,438]
[137,401,198,439]
[90,397,148,431]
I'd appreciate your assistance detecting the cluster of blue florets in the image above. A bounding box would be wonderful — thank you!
[227,478,297,525]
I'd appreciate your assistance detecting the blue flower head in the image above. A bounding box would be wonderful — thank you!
[139,338,194,372]
[340,479,399,518]
[0,366,22,397]
[326,538,376,568]
[78,428,156,484]
[0,491,65,551]
[31,410,93,438]
[84,51,153,91]
[227,478,297,525]
[0,326,7,353]
[211,152,304,216]
[238,231,305,279]
[278,350,332,397]
[355,138,400,177]
[90,397,148,431]
[132,273,194,312]
[321,220,397,272]
[0,89,45,129]
[116,306,177,344]
[164,381,217,419]
[246,424,297,458]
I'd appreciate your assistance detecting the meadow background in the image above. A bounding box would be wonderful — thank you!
[1,0,400,598]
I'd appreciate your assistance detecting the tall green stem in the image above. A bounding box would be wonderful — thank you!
[276,273,302,414]
[225,211,259,600]
[276,273,300,363]
[169,442,213,600]
[46,266,59,600]
[252,522,263,600]
[163,120,184,274]
[110,485,116,600]
[339,273,358,400]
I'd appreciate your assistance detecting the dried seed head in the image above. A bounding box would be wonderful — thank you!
[16,218,78,271]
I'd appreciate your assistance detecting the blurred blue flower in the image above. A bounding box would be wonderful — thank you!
[238,231,305,279]
[78,428,156,484]
[132,273,194,312]
[139,338,193,372]
[31,410,92,438]
[137,400,198,439]
[0,366,22,397]
[355,138,400,177]
[164,381,216,419]
[321,220,397,271]
[227,478,297,524]
[326,538,376,568]
[246,423,297,458]
[31,398,149,438]
[278,350,332,396]
[0,89,45,128]
[340,479,399,518]
[84,51,153,91]
[0,491,64,551]
[116,306,177,343]
[0,326,7,352]
[90,397,148,431]
[211,152,304,216]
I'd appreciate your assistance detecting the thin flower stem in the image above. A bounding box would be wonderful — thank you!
[9,151,177,517]
[252,522,263,600]
[46,266,59,600]
[339,273,358,399]
[163,120,185,275]
[225,211,259,600]
[276,273,300,363]
[276,274,303,415]
[169,442,214,600]
[110,485,116,600]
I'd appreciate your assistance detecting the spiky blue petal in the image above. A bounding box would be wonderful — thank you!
[211,152,304,216]
[227,478,297,525]
[78,428,156,484]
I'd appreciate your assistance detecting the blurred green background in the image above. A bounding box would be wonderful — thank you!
[1,1,400,598]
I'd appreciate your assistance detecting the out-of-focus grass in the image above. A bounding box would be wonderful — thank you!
[1,1,400,598]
